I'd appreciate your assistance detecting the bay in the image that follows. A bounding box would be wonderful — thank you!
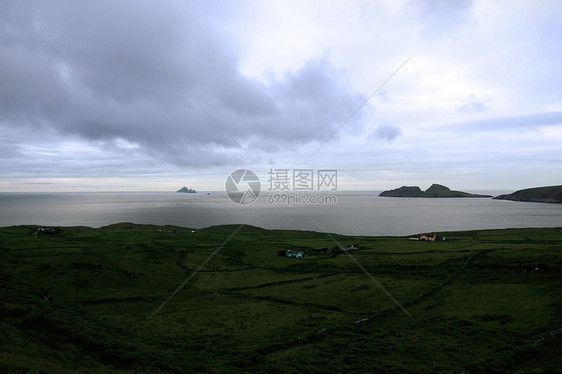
[1,191,561,236]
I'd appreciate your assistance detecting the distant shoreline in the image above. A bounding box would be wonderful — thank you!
[8,222,562,238]
[493,185,562,204]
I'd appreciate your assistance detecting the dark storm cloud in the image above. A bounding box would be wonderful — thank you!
[0,1,363,166]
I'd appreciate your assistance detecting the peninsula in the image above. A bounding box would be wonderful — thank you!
[379,183,492,198]
[493,185,562,204]
[176,186,197,193]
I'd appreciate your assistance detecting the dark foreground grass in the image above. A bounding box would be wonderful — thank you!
[1,224,561,373]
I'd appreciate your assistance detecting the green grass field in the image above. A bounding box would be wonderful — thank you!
[1,224,561,373]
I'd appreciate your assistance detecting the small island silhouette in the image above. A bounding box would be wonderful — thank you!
[176,186,197,193]
[379,184,491,198]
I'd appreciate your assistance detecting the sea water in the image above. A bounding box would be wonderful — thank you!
[1,191,561,236]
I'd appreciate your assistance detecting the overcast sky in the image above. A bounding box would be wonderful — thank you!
[1,0,561,192]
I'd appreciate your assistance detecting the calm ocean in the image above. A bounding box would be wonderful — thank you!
[1,192,561,236]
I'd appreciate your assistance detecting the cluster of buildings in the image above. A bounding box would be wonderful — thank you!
[34,226,61,235]
[278,244,359,259]
[409,233,446,241]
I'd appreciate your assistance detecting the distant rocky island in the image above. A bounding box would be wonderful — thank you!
[176,186,197,193]
[379,184,492,198]
[493,185,562,204]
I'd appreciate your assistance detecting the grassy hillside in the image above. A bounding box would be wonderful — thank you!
[1,224,561,373]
